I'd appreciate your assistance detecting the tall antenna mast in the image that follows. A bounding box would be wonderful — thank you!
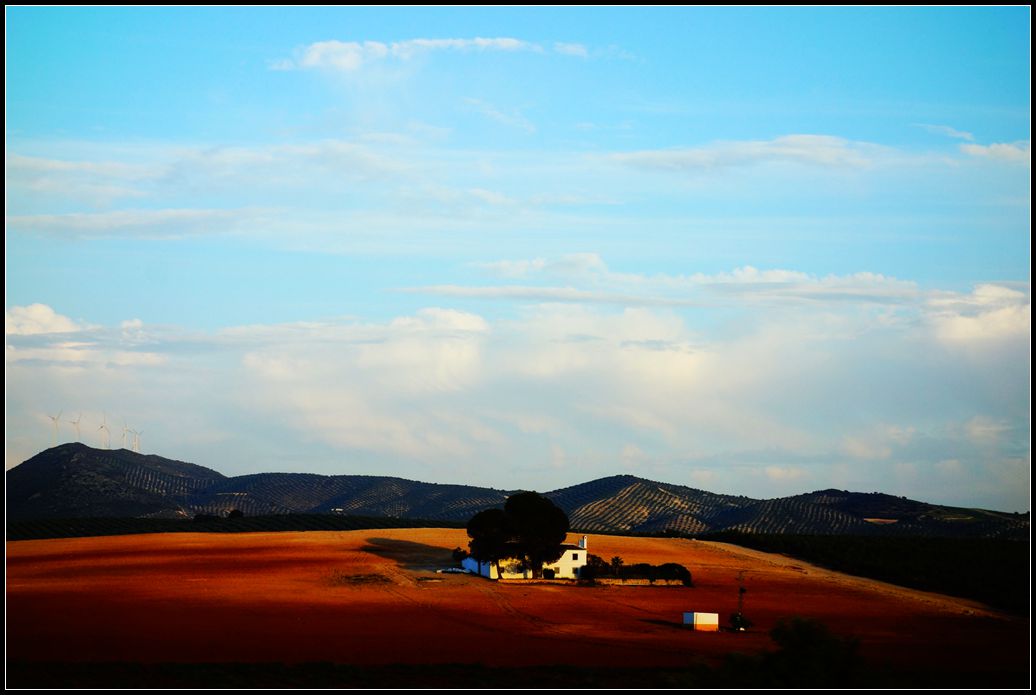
[731,570,751,632]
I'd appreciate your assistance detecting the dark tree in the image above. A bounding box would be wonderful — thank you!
[466,491,570,579]
[503,491,570,578]
[583,553,611,579]
[466,507,510,573]
[227,509,244,519]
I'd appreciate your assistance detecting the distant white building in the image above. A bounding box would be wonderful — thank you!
[463,535,589,579]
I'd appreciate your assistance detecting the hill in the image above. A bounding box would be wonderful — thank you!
[6,444,225,519]
[5,445,1028,539]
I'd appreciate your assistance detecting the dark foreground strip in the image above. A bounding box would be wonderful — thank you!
[6,658,1028,689]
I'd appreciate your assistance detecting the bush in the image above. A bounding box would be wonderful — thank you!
[657,562,693,586]
[581,554,691,585]
[713,617,860,687]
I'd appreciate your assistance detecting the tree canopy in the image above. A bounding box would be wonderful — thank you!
[466,491,570,578]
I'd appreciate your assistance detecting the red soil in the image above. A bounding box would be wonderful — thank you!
[6,529,1028,678]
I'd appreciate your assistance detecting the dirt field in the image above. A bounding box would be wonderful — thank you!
[6,529,1029,684]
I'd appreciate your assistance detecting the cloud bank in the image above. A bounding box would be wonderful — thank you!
[272,37,567,72]
[6,277,1028,511]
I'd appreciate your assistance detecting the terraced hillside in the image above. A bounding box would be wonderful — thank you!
[6,445,1028,539]
[547,475,752,534]
[186,472,509,520]
[790,489,1030,539]
[6,443,224,519]
[6,445,511,522]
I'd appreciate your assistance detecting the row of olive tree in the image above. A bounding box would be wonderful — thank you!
[466,491,570,578]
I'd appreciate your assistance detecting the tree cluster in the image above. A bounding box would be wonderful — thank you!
[582,553,693,585]
[466,491,570,578]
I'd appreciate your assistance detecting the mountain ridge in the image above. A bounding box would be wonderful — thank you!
[6,444,1028,539]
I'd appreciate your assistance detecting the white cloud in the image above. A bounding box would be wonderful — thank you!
[420,256,918,307]
[5,304,84,335]
[964,416,1010,445]
[474,253,608,280]
[398,284,704,307]
[472,258,549,278]
[166,140,410,183]
[687,469,718,487]
[5,208,256,239]
[6,285,1028,507]
[765,465,806,481]
[927,284,1030,346]
[297,40,389,71]
[237,309,495,458]
[389,307,489,334]
[916,123,975,141]
[613,135,885,172]
[554,42,588,57]
[276,37,538,72]
[6,153,157,206]
[5,340,166,367]
[467,188,516,206]
[934,458,965,477]
[960,141,1030,163]
[841,436,892,461]
[463,98,536,134]
[394,37,534,57]
[6,153,153,179]
[7,139,412,216]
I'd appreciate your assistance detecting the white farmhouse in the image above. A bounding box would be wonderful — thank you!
[463,535,589,580]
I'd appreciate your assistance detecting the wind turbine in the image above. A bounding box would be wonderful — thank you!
[47,411,63,446]
[121,422,130,449]
[134,430,143,453]
[98,413,111,449]
[68,412,83,442]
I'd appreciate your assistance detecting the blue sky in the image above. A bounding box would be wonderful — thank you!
[5,7,1030,510]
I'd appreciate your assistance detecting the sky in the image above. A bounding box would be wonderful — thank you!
[5,7,1031,511]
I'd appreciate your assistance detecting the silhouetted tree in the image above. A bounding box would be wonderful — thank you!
[466,491,570,578]
[466,507,509,574]
[583,553,611,579]
[503,491,570,578]
[657,562,693,586]
[227,509,244,519]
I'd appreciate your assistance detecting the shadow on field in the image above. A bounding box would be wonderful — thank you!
[640,618,689,632]
[361,537,456,571]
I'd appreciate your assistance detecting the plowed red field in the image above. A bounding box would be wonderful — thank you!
[6,529,1027,681]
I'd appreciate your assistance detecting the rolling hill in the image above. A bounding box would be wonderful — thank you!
[5,444,1028,539]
